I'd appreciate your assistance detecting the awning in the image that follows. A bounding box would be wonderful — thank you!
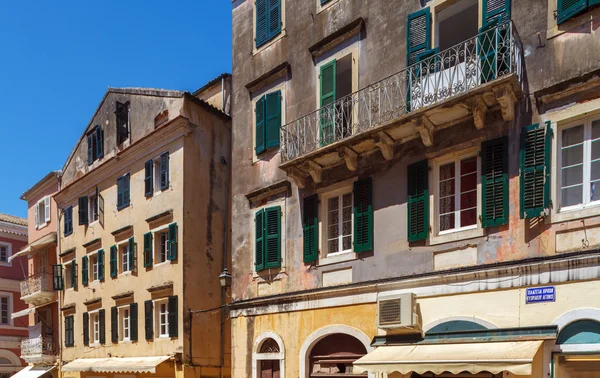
[9,232,57,262]
[11,307,34,320]
[353,340,543,376]
[61,356,171,373]
[11,366,56,378]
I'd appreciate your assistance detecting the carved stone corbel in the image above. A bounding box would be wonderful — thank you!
[416,116,435,147]
[286,167,307,189]
[374,131,395,161]
[493,84,518,121]
[338,146,358,171]
[467,97,488,130]
[306,160,323,184]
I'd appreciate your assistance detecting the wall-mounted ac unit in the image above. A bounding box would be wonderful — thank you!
[377,293,420,330]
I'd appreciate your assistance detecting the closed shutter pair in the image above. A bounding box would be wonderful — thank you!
[117,174,131,210]
[87,126,104,165]
[144,152,170,196]
[144,296,178,340]
[255,0,281,48]
[64,316,74,347]
[557,0,600,24]
[255,91,281,155]
[108,238,135,277]
[111,303,138,343]
[255,207,281,271]
[83,310,105,346]
[143,223,178,267]
[81,250,104,285]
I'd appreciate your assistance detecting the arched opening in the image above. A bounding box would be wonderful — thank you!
[558,319,600,344]
[426,320,489,334]
[253,333,285,378]
[555,319,600,377]
[309,333,367,378]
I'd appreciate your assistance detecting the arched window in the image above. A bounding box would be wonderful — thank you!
[426,320,489,334]
[557,319,600,344]
[253,333,285,378]
[309,333,367,378]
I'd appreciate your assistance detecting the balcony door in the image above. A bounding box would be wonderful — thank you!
[38,250,48,275]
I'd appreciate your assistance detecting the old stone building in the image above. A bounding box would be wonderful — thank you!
[230,0,600,377]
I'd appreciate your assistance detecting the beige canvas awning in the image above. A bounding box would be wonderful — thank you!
[11,307,34,319]
[353,340,543,376]
[11,366,56,378]
[9,232,57,262]
[61,356,171,373]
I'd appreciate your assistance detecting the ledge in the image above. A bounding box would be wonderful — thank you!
[59,248,76,258]
[245,62,290,94]
[147,281,174,293]
[83,297,102,306]
[309,18,365,58]
[61,303,76,311]
[111,291,134,300]
[245,180,291,205]
[535,68,600,111]
[111,225,133,237]
[82,238,101,249]
[145,210,173,223]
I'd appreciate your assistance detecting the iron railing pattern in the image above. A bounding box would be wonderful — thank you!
[281,21,522,162]
[21,335,55,356]
[20,273,52,297]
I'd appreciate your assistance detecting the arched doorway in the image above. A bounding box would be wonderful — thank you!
[309,333,368,378]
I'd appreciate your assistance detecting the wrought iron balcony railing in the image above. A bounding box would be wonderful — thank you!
[20,273,53,297]
[21,335,55,357]
[281,20,523,162]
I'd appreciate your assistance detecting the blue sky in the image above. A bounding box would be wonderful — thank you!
[0,1,232,218]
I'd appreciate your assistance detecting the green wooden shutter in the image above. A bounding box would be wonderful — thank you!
[265,206,281,269]
[255,96,266,154]
[53,265,63,291]
[255,210,265,271]
[98,249,105,281]
[303,195,319,263]
[482,137,509,227]
[167,223,178,261]
[160,152,170,190]
[124,173,131,206]
[82,256,89,286]
[130,302,138,341]
[407,160,429,242]
[70,261,77,289]
[406,8,431,67]
[87,134,93,165]
[145,160,153,196]
[520,121,551,219]
[557,0,587,24]
[267,0,281,38]
[97,127,104,158]
[144,300,154,340]
[320,60,336,146]
[265,91,281,149]
[144,232,153,267]
[83,312,89,346]
[111,306,118,343]
[168,296,178,338]
[65,316,73,347]
[255,0,268,47]
[128,237,135,271]
[117,176,124,209]
[78,196,88,225]
[353,178,373,252]
[110,245,118,278]
[482,0,511,25]
[99,309,106,344]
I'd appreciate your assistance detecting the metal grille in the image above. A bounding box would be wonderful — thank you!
[378,299,401,325]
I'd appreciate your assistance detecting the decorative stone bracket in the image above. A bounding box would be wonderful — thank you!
[416,116,435,147]
[374,131,395,160]
[493,83,518,122]
[338,146,358,171]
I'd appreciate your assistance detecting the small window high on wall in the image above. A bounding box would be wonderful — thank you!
[436,0,479,52]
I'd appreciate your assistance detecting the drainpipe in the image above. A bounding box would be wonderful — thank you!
[56,204,62,376]
[220,146,230,378]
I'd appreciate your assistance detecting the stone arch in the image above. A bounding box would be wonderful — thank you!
[252,332,285,378]
[0,350,21,373]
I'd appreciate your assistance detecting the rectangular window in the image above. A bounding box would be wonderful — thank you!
[35,196,50,228]
[326,192,353,255]
[91,312,100,344]
[437,154,478,233]
[116,101,130,145]
[159,152,170,190]
[255,91,282,155]
[155,231,168,264]
[436,0,478,52]
[254,207,281,271]
[255,0,282,48]
[120,244,130,273]
[156,300,169,338]
[65,261,73,289]
[0,245,7,263]
[117,173,131,210]
[559,117,600,210]
[89,193,99,223]
[64,206,73,236]
[120,307,130,341]
[90,254,99,282]
[87,126,104,165]
[319,54,353,147]
[0,296,9,325]
[64,315,74,347]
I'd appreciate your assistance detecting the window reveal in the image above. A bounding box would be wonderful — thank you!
[439,156,477,232]
[326,193,353,254]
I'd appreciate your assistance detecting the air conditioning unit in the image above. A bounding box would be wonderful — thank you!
[377,293,420,331]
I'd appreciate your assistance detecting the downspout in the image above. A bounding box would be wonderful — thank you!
[56,204,62,376]
[220,135,230,378]
[221,77,226,115]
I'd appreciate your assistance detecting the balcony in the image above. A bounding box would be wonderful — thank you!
[21,335,56,364]
[20,273,55,306]
[280,21,523,186]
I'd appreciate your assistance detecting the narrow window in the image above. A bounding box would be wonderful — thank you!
[326,193,353,255]
[156,301,169,338]
[64,207,73,236]
[120,244,130,273]
[0,246,7,263]
[0,297,8,325]
[438,155,478,233]
[89,193,99,223]
[120,307,130,341]
[155,231,168,264]
[117,173,131,210]
[91,312,100,344]
[90,254,99,282]
[436,0,478,53]
[116,101,130,145]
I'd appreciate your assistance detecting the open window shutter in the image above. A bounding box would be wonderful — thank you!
[255,209,265,271]
[82,256,89,286]
[167,223,178,261]
[144,232,153,267]
[168,296,178,338]
[83,312,89,346]
[44,197,51,222]
[71,261,77,288]
[353,178,373,252]
[160,152,170,190]
[265,91,281,149]
[117,177,124,209]
[124,173,131,206]
[110,245,117,278]
[87,135,93,165]
[407,160,429,242]
[520,122,551,218]
[34,205,38,228]
[98,249,105,281]
[255,96,266,154]
[319,60,336,146]
[52,264,63,291]
[128,237,135,271]
[557,0,587,24]
[145,160,154,196]
[111,306,118,343]
[482,0,511,25]
[255,0,268,47]
[99,309,106,344]
[130,302,138,341]
[264,206,281,268]
[482,137,509,227]
[303,195,319,263]
[64,316,72,347]
[78,196,88,225]
[98,193,104,227]
[144,300,153,340]
[268,0,281,39]
[406,8,431,66]
[97,127,104,158]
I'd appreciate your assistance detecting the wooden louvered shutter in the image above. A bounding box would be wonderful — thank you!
[97,127,104,158]
[320,60,337,146]
[353,178,373,252]
[255,209,265,271]
[128,237,135,271]
[71,261,77,289]
[145,160,153,196]
[407,160,429,242]
[557,0,587,24]
[82,256,89,286]
[53,265,63,291]
[265,91,281,149]
[78,196,88,225]
[520,122,551,219]
[168,296,178,338]
[267,0,281,38]
[124,173,131,206]
[160,152,170,190]
[264,206,281,269]
[87,135,93,165]
[99,309,106,344]
[167,223,178,261]
[144,232,153,267]
[111,306,118,343]
[98,249,105,281]
[482,0,511,25]
[406,8,431,66]
[130,302,138,341]
[144,300,154,340]
[482,137,509,227]
[83,312,89,346]
[255,0,268,47]
[110,245,118,278]
[255,96,266,154]
[303,195,319,263]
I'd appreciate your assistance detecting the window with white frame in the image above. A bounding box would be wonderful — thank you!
[119,307,130,342]
[559,117,600,210]
[90,254,99,282]
[155,300,169,338]
[0,243,10,264]
[89,192,99,223]
[120,243,130,273]
[325,191,353,255]
[90,312,100,344]
[154,230,168,264]
[0,296,9,325]
[65,261,74,289]
[34,196,51,229]
[436,153,478,233]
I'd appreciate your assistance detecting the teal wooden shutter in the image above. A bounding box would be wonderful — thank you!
[268,0,281,38]
[110,245,117,278]
[128,237,135,270]
[520,122,551,218]
[111,306,118,343]
[130,302,138,341]
[71,261,77,289]
[145,160,153,196]
[255,210,265,271]
[482,137,509,227]
[97,127,104,158]
[53,265,63,291]
[99,309,106,344]
[265,91,281,149]
[353,178,373,252]
[557,0,587,24]
[255,96,266,154]
[320,60,337,146]
[482,0,511,25]
[144,300,154,340]
[303,195,319,263]
[87,135,93,165]
[83,312,89,346]
[407,8,431,66]
[265,206,281,268]
[65,316,74,347]
[124,173,130,206]
[160,152,170,190]
[98,249,105,281]
[407,160,429,242]
[144,232,153,267]
[82,256,89,286]
[590,0,600,6]
[167,223,178,261]
[78,196,88,225]
[255,0,268,47]
[117,176,124,209]
[168,296,178,338]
